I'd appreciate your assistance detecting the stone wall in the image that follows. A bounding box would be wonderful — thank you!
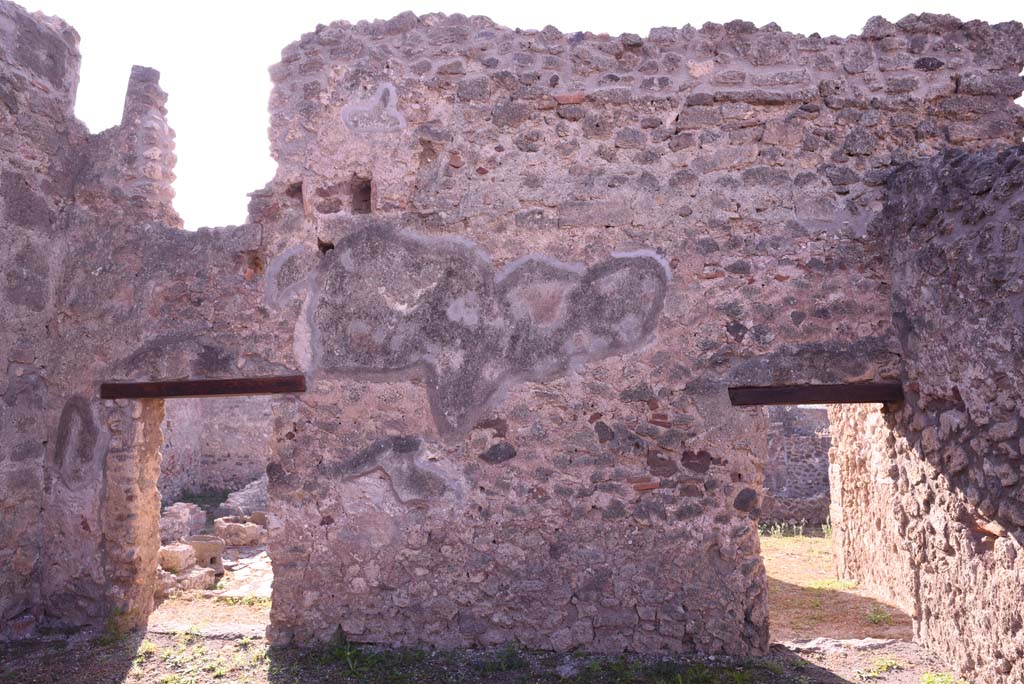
[159,396,275,503]
[256,11,1023,653]
[0,1,88,637]
[259,11,1024,653]
[831,147,1024,684]
[2,0,274,632]
[2,0,1024,670]
[762,406,830,524]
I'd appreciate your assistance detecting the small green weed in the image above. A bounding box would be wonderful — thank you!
[653,662,764,684]
[866,605,894,625]
[132,639,158,665]
[156,674,197,684]
[758,520,808,538]
[94,608,127,646]
[920,674,970,684]
[215,595,271,607]
[175,625,201,645]
[316,637,382,675]
[479,644,529,673]
[856,657,904,680]
[822,518,834,539]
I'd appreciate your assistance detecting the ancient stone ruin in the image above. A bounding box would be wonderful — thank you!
[1,2,1022,682]
[762,406,831,523]
[159,396,274,503]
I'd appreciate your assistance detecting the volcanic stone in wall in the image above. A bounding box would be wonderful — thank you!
[762,406,831,524]
[833,146,1024,684]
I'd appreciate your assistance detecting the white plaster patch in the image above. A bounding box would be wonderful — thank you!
[378,284,431,313]
[446,292,480,326]
[341,83,407,133]
[611,248,673,281]
[293,294,313,370]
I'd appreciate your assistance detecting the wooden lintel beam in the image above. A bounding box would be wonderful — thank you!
[728,382,903,407]
[100,375,306,400]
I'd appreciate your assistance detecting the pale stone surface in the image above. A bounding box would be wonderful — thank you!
[159,502,206,544]
[188,535,226,576]
[155,566,217,599]
[177,567,217,592]
[158,543,196,573]
[217,475,269,518]
[213,516,266,547]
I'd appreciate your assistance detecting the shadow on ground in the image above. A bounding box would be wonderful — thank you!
[1,628,856,684]
[0,629,142,684]
[768,577,913,643]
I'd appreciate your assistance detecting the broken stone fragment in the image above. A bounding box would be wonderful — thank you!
[154,569,177,600]
[248,511,268,526]
[213,516,267,547]
[159,502,206,544]
[158,542,196,573]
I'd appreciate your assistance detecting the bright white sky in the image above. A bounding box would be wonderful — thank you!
[19,0,1023,229]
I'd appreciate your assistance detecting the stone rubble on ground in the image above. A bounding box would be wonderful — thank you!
[216,475,270,518]
[187,535,227,576]
[213,515,268,547]
[158,542,196,573]
[154,567,217,600]
[159,502,206,544]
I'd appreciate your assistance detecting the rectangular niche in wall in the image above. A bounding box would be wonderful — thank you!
[352,176,372,214]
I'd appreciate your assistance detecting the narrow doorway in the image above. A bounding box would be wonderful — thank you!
[148,395,276,637]
[757,404,912,645]
[728,383,920,670]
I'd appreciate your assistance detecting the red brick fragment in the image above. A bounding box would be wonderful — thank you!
[555,92,586,105]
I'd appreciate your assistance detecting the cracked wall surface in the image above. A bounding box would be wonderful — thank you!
[2,0,1024,671]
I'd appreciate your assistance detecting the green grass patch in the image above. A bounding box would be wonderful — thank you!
[315,637,383,676]
[214,595,271,607]
[866,605,894,625]
[478,644,530,673]
[920,674,970,684]
[856,657,904,680]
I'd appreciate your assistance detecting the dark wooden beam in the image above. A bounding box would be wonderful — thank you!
[728,382,903,406]
[100,375,306,400]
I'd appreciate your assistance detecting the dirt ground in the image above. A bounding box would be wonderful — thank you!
[0,527,971,684]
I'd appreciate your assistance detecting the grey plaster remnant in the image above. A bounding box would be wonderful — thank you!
[341,83,406,132]
[52,396,100,490]
[4,242,49,311]
[310,222,670,436]
[317,436,449,503]
[264,245,316,309]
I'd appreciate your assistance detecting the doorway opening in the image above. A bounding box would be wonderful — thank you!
[148,394,275,635]
[757,404,913,649]
[729,384,916,655]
